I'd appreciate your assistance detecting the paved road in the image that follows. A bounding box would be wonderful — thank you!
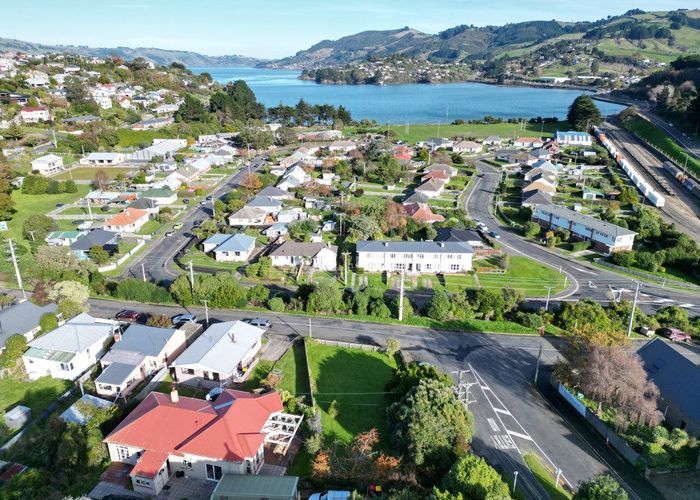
[121,155,267,284]
[86,297,659,499]
[466,161,700,314]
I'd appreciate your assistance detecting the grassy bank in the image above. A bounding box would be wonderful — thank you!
[624,115,700,178]
[382,121,566,143]
[523,454,572,500]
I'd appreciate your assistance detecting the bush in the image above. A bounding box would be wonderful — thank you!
[426,290,450,321]
[113,278,172,303]
[39,312,58,333]
[570,240,592,252]
[612,251,636,267]
[369,299,391,319]
[305,433,322,454]
[267,296,286,312]
[644,442,671,468]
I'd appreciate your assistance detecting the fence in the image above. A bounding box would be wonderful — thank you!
[98,239,146,273]
[312,337,381,352]
[557,384,640,465]
[594,259,700,291]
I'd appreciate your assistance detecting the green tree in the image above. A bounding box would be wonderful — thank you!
[5,122,24,141]
[442,454,511,500]
[63,179,78,193]
[426,290,451,321]
[247,284,269,306]
[89,245,110,265]
[170,274,194,305]
[567,95,602,131]
[0,192,15,221]
[523,221,541,238]
[376,154,402,185]
[591,60,601,75]
[556,298,624,345]
[23,213,56,241]
[385,338,401,356]
[574,474,628,500]
[175,94,208,122]
[115,278,172,303]
[617,186,639,205]
[267,296,286,312]
[0,334,28,368]
[388,379,473,483]
[306,280,345,314]
[39,312,59,332]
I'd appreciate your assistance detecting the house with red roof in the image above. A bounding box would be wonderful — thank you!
[19,106,50,123]
[104,389,301,496]
[104,208,150,233]
[404,203,445,224]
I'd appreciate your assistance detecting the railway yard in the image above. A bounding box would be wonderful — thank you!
[599,121,700,243]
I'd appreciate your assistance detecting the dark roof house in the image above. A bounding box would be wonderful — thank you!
[0,301,58,350]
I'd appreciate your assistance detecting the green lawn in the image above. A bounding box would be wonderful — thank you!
[477,256,567,297]
[0,376,72,416]
[136,218,163,235]
[624,115,700,178]
[524,454,572,500]
[53,167,130,181]
[117,127,177,147]
[383,121,565,144]
[7,186,91,250]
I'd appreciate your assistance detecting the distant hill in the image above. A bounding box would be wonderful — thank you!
[0,37,265,67]
[262,9,700,69]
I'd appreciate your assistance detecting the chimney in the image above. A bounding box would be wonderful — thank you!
[383,241,389,247]
[170,389,179,403]
[440,242,445,248]
[113,329,122,342]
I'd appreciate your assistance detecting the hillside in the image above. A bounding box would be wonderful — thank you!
[262,9,700,69]
[0,37,264,67]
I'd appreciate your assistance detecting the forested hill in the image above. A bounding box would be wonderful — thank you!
[0,37,264,67]
[262,9,700,69]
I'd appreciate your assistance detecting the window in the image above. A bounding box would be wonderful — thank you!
[100,384,113,392]
[182,459,193,470]
[181,367,195,375]
[206,463,223,481]
[246,460,252,474]
[116,446,131,461]
[450,264,460,271]
[417,254,424,259]
[395,263,406,271]
[60,363,71,371]
[425,264,432,270]
[389,253,396,258]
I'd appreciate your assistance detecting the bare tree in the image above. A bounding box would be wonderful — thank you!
[577,344,662,430]
[93,169,109,191]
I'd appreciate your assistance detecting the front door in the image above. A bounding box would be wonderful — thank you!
[415,263,421,272]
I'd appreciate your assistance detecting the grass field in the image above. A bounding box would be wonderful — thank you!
[54,167,132,181]
[0,376,72,415]
[7,186,91,250]
[523,454,572,500]
[383,121,566,143]
[135,219,163,235]
[624,115,700,178]
[117,127,177,147]
[477,256,567,297]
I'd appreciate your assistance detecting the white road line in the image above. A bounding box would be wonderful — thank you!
[468,363,574,490]
[508,430,533,441]
[573,267,597,275]
[487,418,500,432]
[494,408,511,415]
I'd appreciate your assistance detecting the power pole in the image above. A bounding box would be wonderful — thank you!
[308,317,312,339]
[8,239,26,300]
[342,252,350,287]
[398,269,405,321]
[203,299,209,326]
[544,286,553,311]
[534,345,543,385]
[513,471,519,494]
[627,281,640,337]
[141,263,146,282]
[189,260,195,294]
[87,196,93,221]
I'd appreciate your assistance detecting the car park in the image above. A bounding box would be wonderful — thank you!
[171,313,197,324]
[243,318,272,329]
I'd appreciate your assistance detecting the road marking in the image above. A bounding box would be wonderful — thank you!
[507,430,533,441]
[491,434,516,450]
[574,267,597,275]
[679,303,697,308]
[487,418,500,432]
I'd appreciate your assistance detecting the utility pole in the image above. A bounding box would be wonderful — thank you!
[8,239,26,300]
[545,286,553,311]
[189,260,194,294]
[203,299,209,326]
[513,471,519,494]
[534,345,543,385]
[342,252,350,287]
[398,269,406,321]
[308,317,312,339]
[211,199,216,219]
[141,263,146,282]
[87,196,93,221]
[627,281,640,337]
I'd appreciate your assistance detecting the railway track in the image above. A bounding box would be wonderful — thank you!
[600,123,700,243]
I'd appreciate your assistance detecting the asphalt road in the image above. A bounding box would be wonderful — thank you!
[120,155,267,284]
[86,298,659,499]
[467,161,700,315]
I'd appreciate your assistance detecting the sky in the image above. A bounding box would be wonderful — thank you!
[3,0,694,59]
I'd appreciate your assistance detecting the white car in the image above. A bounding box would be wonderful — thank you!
[309,492,351,500]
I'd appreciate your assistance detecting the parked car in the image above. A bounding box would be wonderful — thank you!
[55,203,65,208]
[243,318,272,329]
[657,327,691,342]
[206,196,213,201]
[116,310,144,322]
[477,223,488,231]
[171,313,197,324]
[183,198,191,204]
[640,326,655,337]
[173,223,183,230]
[309,492,351,500]
[165,230,175,237]
[193,220,204,228]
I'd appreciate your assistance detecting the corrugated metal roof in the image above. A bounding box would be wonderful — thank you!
[356,240,473,254]
[211,474,299,498]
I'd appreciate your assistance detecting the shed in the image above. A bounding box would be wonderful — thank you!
[4,405,31,430]
[210,474,299,500]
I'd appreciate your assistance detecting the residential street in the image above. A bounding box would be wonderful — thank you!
[86,297,660,499]
[466,160,700,314]
[119,155,267,284]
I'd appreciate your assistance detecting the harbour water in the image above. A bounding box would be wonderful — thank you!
[191,67,625,124]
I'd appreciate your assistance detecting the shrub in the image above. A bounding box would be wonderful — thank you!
[305,433,322,454]
[113,278,172,303]
[644,442,671,468]
[327,400,340,418]
[267,296,286,312]
[369,299,391,319]
[39,312,58,333]
[570,240,592,252]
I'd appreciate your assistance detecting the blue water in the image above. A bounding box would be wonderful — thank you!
[191,67,624,124]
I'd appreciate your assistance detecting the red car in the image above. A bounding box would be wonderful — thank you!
[115,310,145,322]
[657,327,691,342]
